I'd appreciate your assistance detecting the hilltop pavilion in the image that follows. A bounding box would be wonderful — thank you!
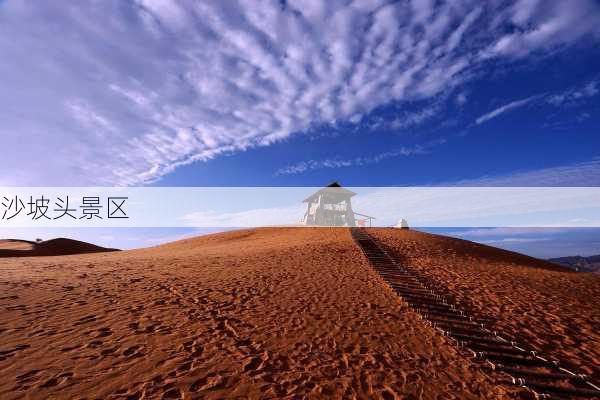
[300,182,374,227]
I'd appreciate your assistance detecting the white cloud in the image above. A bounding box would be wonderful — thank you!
[475,78,598,125]
[109,84,155,107]
[67,100,116,133]
[475,96,537,125]
[1,1,599,185]
[454,158,600,186]
[482,0,600,58]
[275,140,443,175]
[389,107,439,130]
[481,237,551,244]
[546,79,599,106]
[446,227,568,237]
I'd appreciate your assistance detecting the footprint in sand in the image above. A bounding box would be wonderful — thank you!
[16,369,41,382]
[6,304,27,311]
[0,344,30,361]
[100,346,119,356]
[86,340,103,348]
[243,356,264,374]
[12,369,43,391]
[123,345,144,358]
[161,387,182,399]
[91,327,112,338]
[380,387,401,400]
[73,314,97,326]
[39,372,74,388]
[60,344,82,352]
[189,374,224,392]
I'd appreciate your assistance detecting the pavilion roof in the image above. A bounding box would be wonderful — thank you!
[302,181,357,203]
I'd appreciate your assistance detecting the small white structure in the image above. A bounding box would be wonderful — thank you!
[395,218,409,229]
[300,182,375,227]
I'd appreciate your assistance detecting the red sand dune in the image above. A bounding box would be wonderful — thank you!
[0,238,118,258]
[0,228,597,399]
[0,240,35,251]
[370,228,600,381]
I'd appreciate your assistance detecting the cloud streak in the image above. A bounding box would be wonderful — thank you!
[546,79,599,106]
[275,140,444,175]
[445,227,568,237]
[475,96,537,125]
[474,79,599,125]
[480,237,551,244]
[453,158,600,186]
[1,1,599,185]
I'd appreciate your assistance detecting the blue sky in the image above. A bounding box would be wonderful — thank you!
[1,0,600,257]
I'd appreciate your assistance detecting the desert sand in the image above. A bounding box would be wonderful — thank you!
[370,228,600,381]
[0,228,596,399]
[0,240,35,251]
[0,238,118,258]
